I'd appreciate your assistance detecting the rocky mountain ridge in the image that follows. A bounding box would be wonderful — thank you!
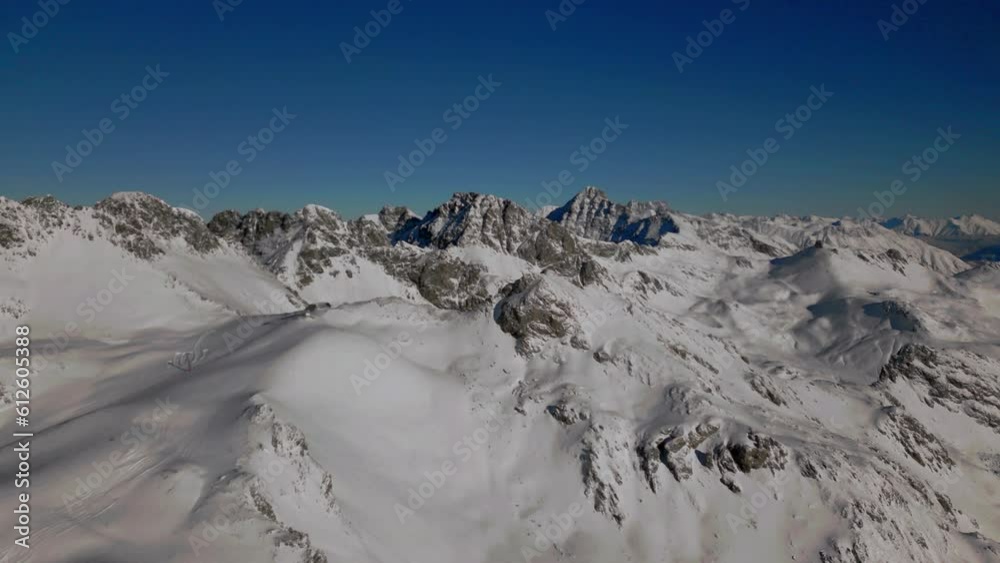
[1,187,998,562]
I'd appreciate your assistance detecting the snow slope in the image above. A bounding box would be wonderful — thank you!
[0,188,998,563]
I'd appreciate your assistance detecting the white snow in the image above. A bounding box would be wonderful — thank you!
[0,192,997,563]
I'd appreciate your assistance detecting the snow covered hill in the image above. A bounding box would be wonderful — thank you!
[0,188,998,563]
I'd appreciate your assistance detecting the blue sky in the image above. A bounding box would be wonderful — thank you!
[1,0,997,219]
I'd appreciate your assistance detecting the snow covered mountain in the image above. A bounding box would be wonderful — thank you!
[882,214,1000,239]
[1,188,998,563]
[547,186,679,245]
[882,214,1000,262]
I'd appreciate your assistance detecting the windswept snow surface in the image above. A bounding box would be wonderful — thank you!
[1,189,999,563]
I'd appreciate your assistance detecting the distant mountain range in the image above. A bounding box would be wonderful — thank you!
[881,214,1000,262]
[881,214,1000,238]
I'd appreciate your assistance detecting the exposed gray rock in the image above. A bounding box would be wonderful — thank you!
[516,220,579,271]
[493,274,584,355]
[208,204,394,287]
[623,270,682,299]
[877,406,954,471]
[209,208,297,264]
[21,195,73,232]
[547,186,679,246]
[377,205,419,232]
[95,192,221,258]
[863,300,925,332]
[0,220,23,249]
[516,220,609,286]
[396,192,537,253]
[578,422,627,526]
[877,344,1000,433]
[546,401,590,426]
[656,422,720,483]
[884,248,908,273]
[725,431,787,474]
[409,255,492,312]
[747,372,786,406]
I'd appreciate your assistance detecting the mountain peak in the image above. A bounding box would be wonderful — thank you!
[378,205,419,232]
[300,203,339,217]
[395,191,535,252]
[548,187,678,246]
[102,191,169,206]
[576,185,610,200]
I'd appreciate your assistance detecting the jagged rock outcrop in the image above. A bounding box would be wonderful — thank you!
[208,208,297,263]
[516,220,609,286]
[546,400,590,426]
[578,419,629,526]
[208,204,393,287]
[640,422,720,489]
[21,195,74,232]
[747,372,786,406]
[547,186,679,246]
[862,300,925,332]
[378,205,419,233]
[876,407,954,471]
[493,274,587,355]
[622,270,681,299]
[94,192,221,257]
[396,192,537,253]
[877,344,1000,432]
[1,195,82,253]
[724,431,788,474]
[408,255,492,311]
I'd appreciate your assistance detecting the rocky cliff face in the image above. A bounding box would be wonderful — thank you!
[395,192,538,252]
[0,192,223,259]
[207,208,298,263]
[95,191,222,257]
[547,186,679,246]
[494,274,588,354]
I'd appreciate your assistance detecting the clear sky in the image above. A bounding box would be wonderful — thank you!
[1,0,997,219]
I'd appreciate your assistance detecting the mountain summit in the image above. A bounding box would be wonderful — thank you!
[547,186,679,245]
